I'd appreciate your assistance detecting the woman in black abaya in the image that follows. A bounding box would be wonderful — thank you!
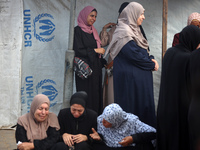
[157,25,200,150]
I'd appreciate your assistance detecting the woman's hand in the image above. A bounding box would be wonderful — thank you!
[103,22,116,30]
[62,133,74,147]
[72,134,88,143]
[94,48,105,55]
[152,59,159,71]
[89,128,101,141]
[119,136,133,147]
[17,142,34,150]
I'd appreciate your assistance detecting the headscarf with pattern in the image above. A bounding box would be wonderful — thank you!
[187,12,200,25]
[97,103,156,147]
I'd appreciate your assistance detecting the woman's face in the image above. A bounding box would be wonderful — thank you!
[137,11,145,26]
[102,118,112,128]
[70,104,85,118]
[190,19,200,28]
[34,103,49,122]
[87,11,97,26]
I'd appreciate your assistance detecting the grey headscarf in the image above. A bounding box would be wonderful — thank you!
[104,2,149,60]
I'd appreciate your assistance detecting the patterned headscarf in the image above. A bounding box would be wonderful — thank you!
[104,2,149,60]
[187,12,200,25]
[17,94,60,142]
[77,6,101,48]
[97,103,156,147]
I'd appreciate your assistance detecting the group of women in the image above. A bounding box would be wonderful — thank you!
[15,92,156,150]
[15,2,158,150]
[73,2,200,150]
[73,1,158,129]
[15,1,200,150]
[157,13,200,150]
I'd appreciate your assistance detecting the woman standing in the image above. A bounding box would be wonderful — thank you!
[100,2,150,108]
[188,46,200,150]
[157,25,200,150]
[105,2,159,127]
[15,94,60,150]
[73,6,106,115]
[100,2,129,108]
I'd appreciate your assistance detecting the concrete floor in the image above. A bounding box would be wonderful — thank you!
[0,129,17,150]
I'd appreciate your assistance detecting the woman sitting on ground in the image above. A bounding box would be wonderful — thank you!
[15,94,60,150]
[90,103,156,150]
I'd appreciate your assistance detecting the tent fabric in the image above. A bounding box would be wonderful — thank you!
[1,0,200,128]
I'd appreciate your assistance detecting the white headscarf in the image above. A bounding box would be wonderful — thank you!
[104,2,149,60]
[97,103,156,147]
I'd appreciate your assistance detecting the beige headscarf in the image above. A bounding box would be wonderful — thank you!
[17,94,60,142]
[104,2,149,60]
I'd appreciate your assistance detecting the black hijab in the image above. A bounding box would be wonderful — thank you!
[69,91,88,121]
[179,25,200,51]
[70,91,87,108]
[118,2,129,14]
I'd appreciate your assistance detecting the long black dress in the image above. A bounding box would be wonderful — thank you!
[73,26,106,115]
[113,40,156,127]
[157,25,200,150]
[188,48,200,150]
[157,46,191,150]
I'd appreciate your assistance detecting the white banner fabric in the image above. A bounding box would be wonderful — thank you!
[21,0,70,115]
[0,0,22,128]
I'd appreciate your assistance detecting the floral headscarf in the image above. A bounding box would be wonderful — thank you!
[97,103,156,147]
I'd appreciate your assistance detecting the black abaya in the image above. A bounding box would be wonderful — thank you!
[188,49,200,150]
[157,46,191,150]
[73,26,106,114]
[157,25,200,150]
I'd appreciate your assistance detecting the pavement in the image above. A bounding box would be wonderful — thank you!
[0,129,17,150]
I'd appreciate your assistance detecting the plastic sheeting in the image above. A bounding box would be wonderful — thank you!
[21,0,70,115]
[0,0,22,128]
[1,0,200,128]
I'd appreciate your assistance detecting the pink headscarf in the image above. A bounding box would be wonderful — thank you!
[187,12,200,25]
[77,6,101,48]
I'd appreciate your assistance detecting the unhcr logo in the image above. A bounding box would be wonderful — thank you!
[36,79,58,107]
[33,13,55,42]
[21,77,58,113]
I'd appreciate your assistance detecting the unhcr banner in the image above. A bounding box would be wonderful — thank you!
[21,0,70,115]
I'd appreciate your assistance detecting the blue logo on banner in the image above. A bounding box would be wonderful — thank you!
[21,77,58,113]
[23,10,56,47]
[33,13,55,42]
[36,79,58,107]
